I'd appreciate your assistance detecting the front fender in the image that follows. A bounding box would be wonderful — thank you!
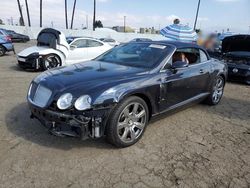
[93,77,160,115]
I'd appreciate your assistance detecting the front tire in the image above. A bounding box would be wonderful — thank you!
[205,75,225,105]
[0,45,6,56]
[106,96,149,148]
[42,54,61,70]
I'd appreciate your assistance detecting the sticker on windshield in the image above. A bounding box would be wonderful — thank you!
[149,44,166,49]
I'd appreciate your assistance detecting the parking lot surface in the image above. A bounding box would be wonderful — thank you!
[0,41,249,188]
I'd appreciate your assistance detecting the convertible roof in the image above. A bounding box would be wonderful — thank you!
[155,40,201,49]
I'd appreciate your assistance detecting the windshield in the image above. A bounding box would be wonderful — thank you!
[96,42,169,69]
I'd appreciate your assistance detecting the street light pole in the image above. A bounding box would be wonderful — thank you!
[124,16,126,33]
[194,0,201,30]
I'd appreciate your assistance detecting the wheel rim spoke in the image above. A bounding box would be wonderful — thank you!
[132,103,139,114]
[130,127,136,141]
[118,122,127,130]
[134,122,144,130]
[136,110,145,119]
[121,127,129,140]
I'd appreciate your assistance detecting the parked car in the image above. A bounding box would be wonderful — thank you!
[0,28,30,42]
[130,38,152,42]
[222,35,250,85]
[27,41,227,147]
[17,28,113,70]
[0,34,14,56]
[99,38,120,46]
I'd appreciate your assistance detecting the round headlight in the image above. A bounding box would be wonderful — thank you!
[57,93,73,110]
[74,95,92,111]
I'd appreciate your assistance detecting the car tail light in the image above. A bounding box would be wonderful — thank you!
[5,36,12,42]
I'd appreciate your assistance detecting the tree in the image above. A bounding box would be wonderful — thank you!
[40,0,42,27]
[93,0,96,31]
[0,19,4,25]
[94,20,103,28]
[70,0,77,29]
[19,17,24,26]
[65,0,68,29]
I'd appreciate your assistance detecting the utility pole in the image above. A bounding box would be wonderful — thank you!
[65,0,68,29]
[93,0,96,31]
[70,0,77,29]
[193,0,201,30]
[124,16,126,33]
[17,0,25,26]
[25,0,31,26]
[40,0,42,27]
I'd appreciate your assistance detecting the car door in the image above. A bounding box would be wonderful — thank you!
[67,39,89,64]
[190,49,211,94]
[159,48,210,111]
[86,39,111,59]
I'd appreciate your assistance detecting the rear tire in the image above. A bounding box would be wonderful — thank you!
[204,75,225,105]
[106,96,149,148]
[0,45,6,56]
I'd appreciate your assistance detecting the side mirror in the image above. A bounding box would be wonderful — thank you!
[171,61,188,69]
[70,45,77,50]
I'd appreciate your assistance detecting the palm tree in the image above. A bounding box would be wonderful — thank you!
[25,0,31,26]
[17,0,25,26]
[65,0,68,29]
[40,0,42,27]
[93,0,96,31]
[70,0,77,29]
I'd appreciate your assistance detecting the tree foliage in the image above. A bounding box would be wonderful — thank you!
[0,19,4,25]
[94,20,103,29]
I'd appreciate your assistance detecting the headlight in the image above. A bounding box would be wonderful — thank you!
[57,93,73,110]
[74,95,92,111]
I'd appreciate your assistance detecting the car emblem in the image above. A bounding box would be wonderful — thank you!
[232,68,238,73]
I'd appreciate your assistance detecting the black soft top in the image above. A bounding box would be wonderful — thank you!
[37,28,61,49]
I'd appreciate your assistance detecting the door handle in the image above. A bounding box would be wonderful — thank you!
[199,69,204,74]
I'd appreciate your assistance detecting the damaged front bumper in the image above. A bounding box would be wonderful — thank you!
[17,53,42,70]
[29,103,115,140]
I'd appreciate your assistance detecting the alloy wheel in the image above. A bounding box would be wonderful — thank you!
[117,102,147,143]
[212,77,224,103]
[44,55,60,69]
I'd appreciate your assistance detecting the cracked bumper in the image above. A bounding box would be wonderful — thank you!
[29,103,115,139]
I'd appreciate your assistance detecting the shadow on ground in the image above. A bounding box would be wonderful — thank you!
[5,103,115,150]
[5,95,250,150]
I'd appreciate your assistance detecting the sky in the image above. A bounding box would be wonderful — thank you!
[0,0,249,33]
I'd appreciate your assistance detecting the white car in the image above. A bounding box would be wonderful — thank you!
[17,28,113,70]
[99,38,120,47]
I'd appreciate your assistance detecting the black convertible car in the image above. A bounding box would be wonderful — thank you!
[222,35,250,84]
[27,41,227,147]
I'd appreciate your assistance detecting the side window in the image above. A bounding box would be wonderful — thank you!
[200,50,208,62]
[172,48,200,65]
[71,39,88,48]
[87,40,103,47]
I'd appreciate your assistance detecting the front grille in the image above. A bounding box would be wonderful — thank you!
[29,83,52,108]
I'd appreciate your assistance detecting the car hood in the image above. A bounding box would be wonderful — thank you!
[34,61,149,99]
[18,46,49,57]
[222,35,250,54]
